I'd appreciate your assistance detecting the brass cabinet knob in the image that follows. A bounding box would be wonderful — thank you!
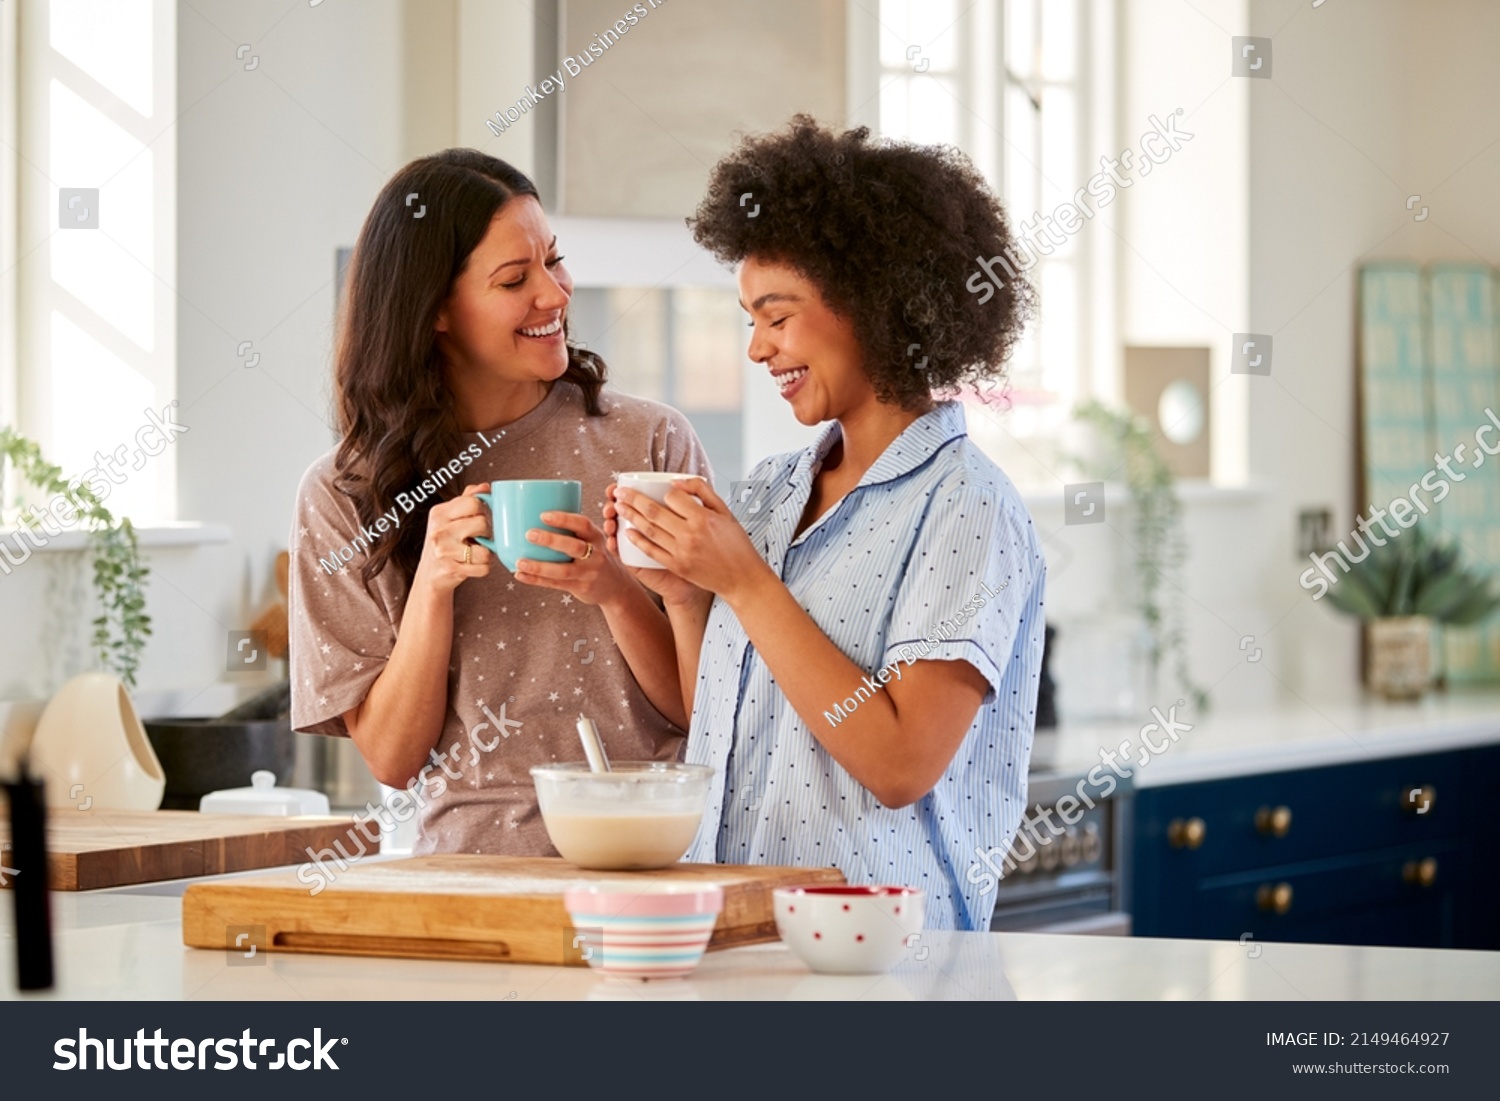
[1256,882,1294,914]
[1167,817,1207,849]
[1401,785,1436,815]
[1255,805,1293,837]
[1402,857,1438,888]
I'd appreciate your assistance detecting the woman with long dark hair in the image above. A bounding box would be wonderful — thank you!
[610,118,1045,930]
[288,149,709,855]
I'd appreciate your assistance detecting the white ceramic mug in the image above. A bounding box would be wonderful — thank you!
[616,472,691,570]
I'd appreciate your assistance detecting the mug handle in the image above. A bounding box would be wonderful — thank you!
[474,493,497,552]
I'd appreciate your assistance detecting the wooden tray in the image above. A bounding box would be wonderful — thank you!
[181,855,845,965]
[0,808,375,891]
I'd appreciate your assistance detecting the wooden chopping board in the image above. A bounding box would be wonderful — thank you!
[0,808,375,891]
[181,855,845,965]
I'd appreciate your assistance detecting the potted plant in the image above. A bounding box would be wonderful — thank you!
[1320,522,1500,699]
[0,427,151,687]
[2,427,163,809]
[1072,401,1208,710]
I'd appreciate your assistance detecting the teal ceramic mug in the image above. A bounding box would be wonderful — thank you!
[476,480,582,572]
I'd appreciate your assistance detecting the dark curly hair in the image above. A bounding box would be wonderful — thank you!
[332,149,607,587]
[688,115,1036,410]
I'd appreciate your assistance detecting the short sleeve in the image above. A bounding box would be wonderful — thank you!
[651,408,715,485]
[286,455,404,737]
[879,477,1040,698]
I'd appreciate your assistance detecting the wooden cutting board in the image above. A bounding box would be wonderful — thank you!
[181,855,845,965]
[0,808,375,891]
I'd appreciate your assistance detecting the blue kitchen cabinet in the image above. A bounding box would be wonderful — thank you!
[1130,744,1500,949]
[1461,741,1500,948]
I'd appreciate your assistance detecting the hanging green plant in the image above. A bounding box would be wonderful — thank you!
[0,427,152,688]
[1072,400,1208,710]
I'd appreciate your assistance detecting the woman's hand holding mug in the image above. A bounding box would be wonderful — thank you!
[513,510,633,609]
[413,482,493,594]
[604,482,707,609]
[613,476,771,606]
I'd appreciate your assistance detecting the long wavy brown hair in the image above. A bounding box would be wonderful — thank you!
[332,149,606,587]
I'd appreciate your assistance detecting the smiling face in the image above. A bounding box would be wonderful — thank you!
[435,195,572,388]
[738,256,873,426]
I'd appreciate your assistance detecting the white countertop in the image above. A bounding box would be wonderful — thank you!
[3,875,1497,1000]
[4,694,1498,1001]
[1031,691,1500,789]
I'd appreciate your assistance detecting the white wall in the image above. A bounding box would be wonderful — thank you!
[153,0,411,711]
[457,0,533,165]
[1243,0,1500,702]
[1044,0,1500,716]
[1060,0,1500,715]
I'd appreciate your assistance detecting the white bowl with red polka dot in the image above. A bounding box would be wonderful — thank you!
[772,885,925,974]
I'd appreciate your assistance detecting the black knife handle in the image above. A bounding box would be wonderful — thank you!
[4,775,54,991]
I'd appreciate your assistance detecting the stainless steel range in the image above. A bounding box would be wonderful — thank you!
[986,752,1132,935]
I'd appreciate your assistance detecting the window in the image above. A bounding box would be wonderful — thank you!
[875,0,1094,492]
[878,0,961,148]
[10,0,177,524]
[875,0,1001,183]
[1004,0,1081,399]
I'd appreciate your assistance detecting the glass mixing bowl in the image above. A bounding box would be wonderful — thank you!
[530,762,715,870]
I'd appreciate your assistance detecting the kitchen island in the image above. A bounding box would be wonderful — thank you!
[2,873,1496,1000]
[1012,692,1500,949]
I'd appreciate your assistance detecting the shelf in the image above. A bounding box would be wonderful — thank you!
[0,522,232,553]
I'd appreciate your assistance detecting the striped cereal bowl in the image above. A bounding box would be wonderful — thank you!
[563,881,724,981]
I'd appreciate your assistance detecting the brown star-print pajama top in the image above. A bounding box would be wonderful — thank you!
[287,381,713,855]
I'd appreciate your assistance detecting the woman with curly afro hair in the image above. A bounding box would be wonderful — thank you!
[610,116,1047,931]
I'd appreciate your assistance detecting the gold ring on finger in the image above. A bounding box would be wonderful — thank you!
[581,542,594,560]
[463,542,472,565]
